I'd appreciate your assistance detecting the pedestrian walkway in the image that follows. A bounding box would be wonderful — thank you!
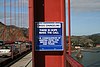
[10,52,32,67]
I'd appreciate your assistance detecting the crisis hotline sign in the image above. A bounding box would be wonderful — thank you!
[35,22,63,51]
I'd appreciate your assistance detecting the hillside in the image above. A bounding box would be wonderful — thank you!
[91,33,100,36]
[66,33,100,47]
[0,22,28,41]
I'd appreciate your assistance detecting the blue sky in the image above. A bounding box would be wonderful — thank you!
[0,0,100,35]
[66,0,100,36]
[0,0,28,28]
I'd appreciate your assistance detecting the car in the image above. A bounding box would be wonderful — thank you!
[0,40,4,46]
[0,45,19,57]
[0,45,11,57]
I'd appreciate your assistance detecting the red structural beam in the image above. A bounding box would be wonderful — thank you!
[68,0,71,55]
[66,54,84,67]
[29,0,34,67]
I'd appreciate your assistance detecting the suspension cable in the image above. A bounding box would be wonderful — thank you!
[21,0,22,41]
[18,0,20,40]
[17,0,19,40]
[22,0,24,41]
[10,0,12,41]
[23,0,24,28]
[14,0,16,26]
[3,0,6,41]
[21,0,23,41]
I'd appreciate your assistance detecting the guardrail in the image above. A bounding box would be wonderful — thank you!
[66,54,84,67]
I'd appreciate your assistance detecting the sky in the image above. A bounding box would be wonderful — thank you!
[0,0,100,35]
[66,0,100,36]
[0,0,28,28]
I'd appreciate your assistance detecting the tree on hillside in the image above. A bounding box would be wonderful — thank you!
[89,34,100,45]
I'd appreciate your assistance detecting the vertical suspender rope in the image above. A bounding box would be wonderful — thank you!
[23,0,27,41]
[17,0,19,40]
[10,0,12,41]
[18,0,19,27]
[68,0,71,55]
[18,0,21,54]
[21,0,23,41]
[17,0,21,41]
[12,0,16,41]
[21,0,22,28]
[3,0,6,41]
[18,0,20,37]
[22,0,23,41]
[20,0,22,41]
[23,0,24,28]
[22,0,23,28]
[10,0,11,35]
[10,0,13,59]
[14,0,16,26]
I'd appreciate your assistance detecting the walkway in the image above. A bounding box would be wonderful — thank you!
[10,52,32,67]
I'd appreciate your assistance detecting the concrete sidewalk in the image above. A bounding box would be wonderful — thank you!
[10,52,32,67]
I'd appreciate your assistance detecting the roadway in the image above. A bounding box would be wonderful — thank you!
[0,57,9,63]
[10,52,32,67]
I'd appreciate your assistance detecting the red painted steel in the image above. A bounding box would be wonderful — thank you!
[29,0,34,67]
[14,0,16,26]
[66,54,84,67]
[3,0,6,41]
[18,0,19,27]
[10,0,12,41]
[44,0,66,67]
[21,0,22,28]
[29,0,83,67]
[68,0,71,55]
[17,0,21,41]
[29,0,34,42]
[32,0,66,67]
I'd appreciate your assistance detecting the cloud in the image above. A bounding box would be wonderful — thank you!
[66,0,100,12]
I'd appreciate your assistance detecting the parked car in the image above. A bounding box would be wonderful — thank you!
[0,40,4,46]
[0,45,11,57]
[0,45,19,57]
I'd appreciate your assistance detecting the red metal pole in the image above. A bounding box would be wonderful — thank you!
[10,0,12,37]
[29,0,34,67]
[20,0,22,41]
[22,0,23,28]
[10,0,13,59]
[23,0,24,28]
[68,0,71,55]
[22,0,23,41]
[17,0,20,40]
[18,0,19,27]
[14,0,16,26]
[3,0,6,41]
[21,0,23,28]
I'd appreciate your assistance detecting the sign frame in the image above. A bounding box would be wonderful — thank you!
[35,22,64,51]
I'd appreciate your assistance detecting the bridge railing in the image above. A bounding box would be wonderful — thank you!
[66,54,84,67]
